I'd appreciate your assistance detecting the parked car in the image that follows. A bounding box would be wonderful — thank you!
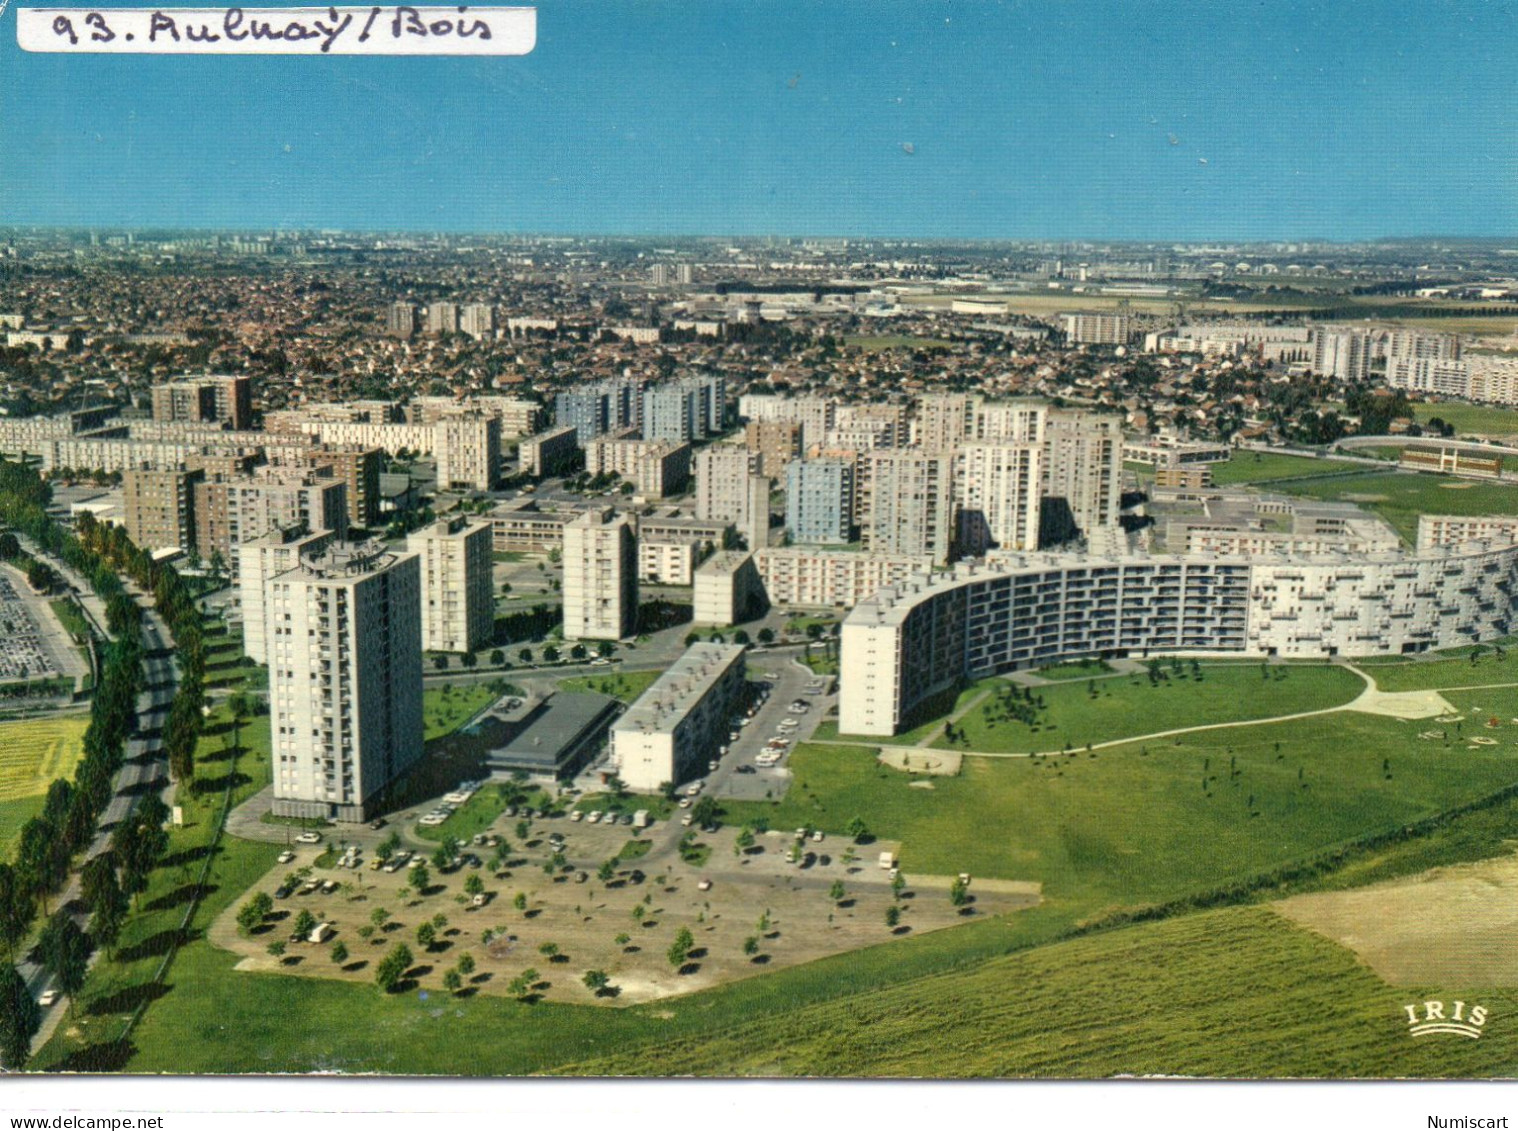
[277,850,295,864]
[38,989,58,1007]
[294,831,322,844]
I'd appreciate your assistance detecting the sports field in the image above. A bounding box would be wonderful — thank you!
[1411,401,1518,437]
[0,715,88,854]
[1207,451,1365,485]
[1275,470,1518,545]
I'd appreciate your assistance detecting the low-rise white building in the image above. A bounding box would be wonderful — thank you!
[612,643,747,792]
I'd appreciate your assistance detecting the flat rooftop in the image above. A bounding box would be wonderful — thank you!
[613,643,746,736]
[486,691,621,773]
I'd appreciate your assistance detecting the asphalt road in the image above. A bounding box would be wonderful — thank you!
[14,554,178,1058]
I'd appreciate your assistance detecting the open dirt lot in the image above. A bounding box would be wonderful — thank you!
[212,816,1040,1006]
[1276,854,1518,986]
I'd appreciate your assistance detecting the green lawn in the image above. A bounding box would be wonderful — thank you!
[1274,470,1518,545]
[414,783,559,843]
[571,793,675,821]
[46,693,1518,1077]
[935,663,1364,753]
[1208,452,1365,485]
[557,904,1518,1078]
[1358,650,1518,694]
[557,669,661,703]
[47,597,92,641]
[726,707,1518,897]
[0,715,89,857]
[843,335,952,352]
[0,794,45,860]
[422,682,503,742]
[1035,658,1114,682]
[1412,401,1518,438]
[31,707,279,1071]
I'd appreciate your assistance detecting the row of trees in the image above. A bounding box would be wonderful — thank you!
[0,460,206,1068]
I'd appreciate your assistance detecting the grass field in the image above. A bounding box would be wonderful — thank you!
[1275,470,1518,545]
[1208,451,1365,485]
[727,705,1518,895]
[47,598,91,641]
[1035,658,1113,681]
[421,683,502,742]
[1412,401,1518,437]
[557,669,660,703]
[0,715,88,855]
[46,674,1518,1076]
[556,904,1518,1078]
[31,707,279,1071]
[932,663,1364,753]
[1358,649,1518,694]
[843,335,951,352]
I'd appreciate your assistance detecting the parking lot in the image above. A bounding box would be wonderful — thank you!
[712,654,833,803]
[211,805,1038,1006]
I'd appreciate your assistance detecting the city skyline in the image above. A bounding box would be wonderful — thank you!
[3,1,1517,239]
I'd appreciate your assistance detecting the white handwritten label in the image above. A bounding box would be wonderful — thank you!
[17,6,536,54]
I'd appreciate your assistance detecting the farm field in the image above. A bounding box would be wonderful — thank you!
[0,714,88,855]
[930,663,1364,754]
[556,904,1518,1078]
[1275,469,1518,545]
[1207,451,1365,485]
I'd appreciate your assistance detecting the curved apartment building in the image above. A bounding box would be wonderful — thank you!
[838,540,1518,736]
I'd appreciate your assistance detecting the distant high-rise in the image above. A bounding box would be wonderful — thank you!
[859,450,956,563]
[677,263,694,286]
[1310,326,1374,382]
[555,387,612,444]
[425,302,459,335]
[407,516,493,654]
[745,419,802,478]
[459,303,495,340]
[785,458,855,545]
[1041,411,1122,545]
[1060,311,1131,346]
[151,374,253,431]
[643,376,723,443]
[562,508,638,641]
[121,466,203,552]
[434,409,502,491]
[386,303,416,339]
[650,263,672,287]
[266,542,424,822]
[955,442,1042,554]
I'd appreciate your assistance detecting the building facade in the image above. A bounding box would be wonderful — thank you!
[266,543,424,822]
[562,507,638,640]
[407,516,494,654]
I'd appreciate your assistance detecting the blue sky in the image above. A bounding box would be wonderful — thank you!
[1,0,1515,239]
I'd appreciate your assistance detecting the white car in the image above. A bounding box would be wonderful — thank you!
[569,810,583,822]
[678,798,692,809]
[590,658,611,666]
[586,811,602,824]
[38,989,58,1007]
[277,850,295,864]
[294,831,322,844]
[685,782,703,797]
